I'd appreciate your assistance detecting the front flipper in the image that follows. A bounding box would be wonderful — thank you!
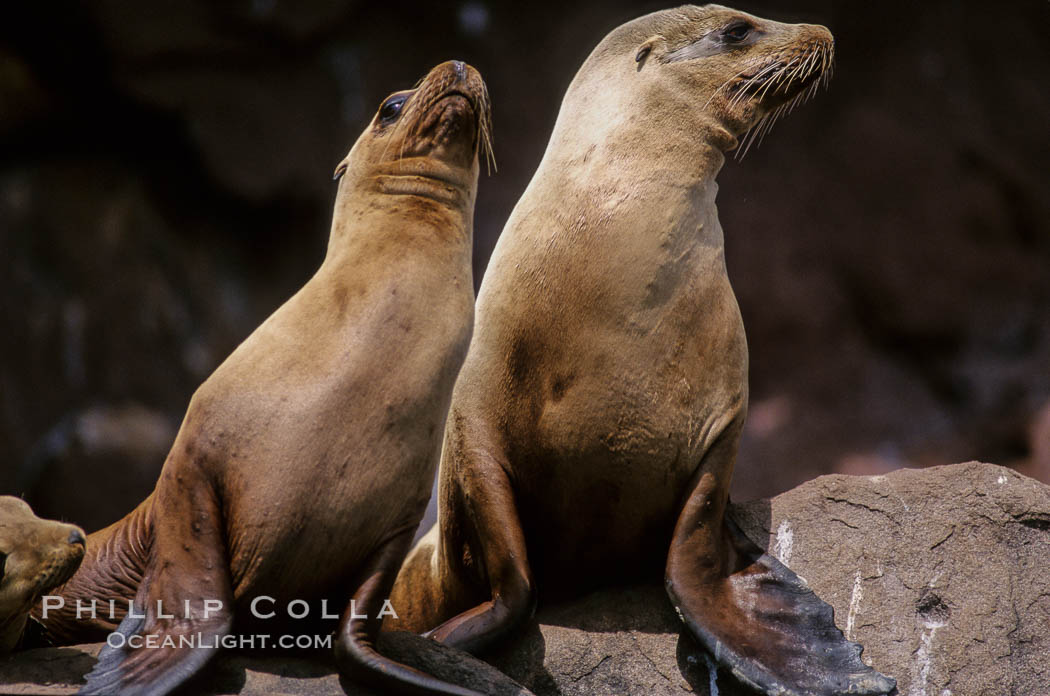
[423,449,535,655]
[666,469,895,696]
[80,460,233,696]
[336,526,489,696]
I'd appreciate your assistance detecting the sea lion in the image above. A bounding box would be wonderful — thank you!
[389,7,895,696]
[0,497,85,653]
[30,60,493,696]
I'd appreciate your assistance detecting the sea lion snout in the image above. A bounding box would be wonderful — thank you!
[333,60,493,184]
[728,19,834,112]
[407,60,493,168]
[1,496,86,652]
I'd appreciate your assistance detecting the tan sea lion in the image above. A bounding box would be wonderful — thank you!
[30,60,494,696]
[0,497,85,653]
[389,7,895,696]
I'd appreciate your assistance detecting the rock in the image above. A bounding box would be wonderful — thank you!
[2,462,1046,695]
[0,633,532,696]
[486,585,738,696]
[734,461,1050,696]
[495,461,1050,695]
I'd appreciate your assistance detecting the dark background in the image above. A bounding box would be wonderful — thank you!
[2,1,1048,533]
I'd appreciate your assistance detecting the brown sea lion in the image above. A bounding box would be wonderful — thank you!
[0,497,85,653]
[388,7,895,696]
[30,60,494,696]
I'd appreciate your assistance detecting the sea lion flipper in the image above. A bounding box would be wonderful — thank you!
[80,467,233,696]
[666,477,895,696]
[335,526,486,696]
[424,451,535,654]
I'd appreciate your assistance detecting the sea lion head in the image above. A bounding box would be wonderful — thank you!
[0,496,85,651]
[561,5,833,157]
[332,60,493,209]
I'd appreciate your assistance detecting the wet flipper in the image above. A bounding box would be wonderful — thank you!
[667,512,895,696]
[79,462,233,696]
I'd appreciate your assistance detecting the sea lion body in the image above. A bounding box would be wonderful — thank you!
[391,7,894,696]
[32,60,493,696]
[0,497,85,653]
[447,177,742,587]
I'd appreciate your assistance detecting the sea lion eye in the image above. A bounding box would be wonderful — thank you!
[0,552,6,582]
[722,21,753,42]
[378,96,407,125]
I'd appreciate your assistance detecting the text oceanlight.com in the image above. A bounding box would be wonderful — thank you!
[105,633,333,650]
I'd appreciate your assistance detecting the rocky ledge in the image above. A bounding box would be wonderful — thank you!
[2,462,1047,695]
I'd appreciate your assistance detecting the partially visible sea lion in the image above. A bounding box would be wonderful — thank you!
[0,496,84,653]
[389,7,895,696]
[31,60,494,696]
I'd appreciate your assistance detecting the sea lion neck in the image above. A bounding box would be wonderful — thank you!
[541,66,734,197]
[530,106,729,249]
[322,166,475,260]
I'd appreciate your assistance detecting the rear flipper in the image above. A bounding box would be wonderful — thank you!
[79,464,233,696]
[666,478,895,696]
[336,526,495,696]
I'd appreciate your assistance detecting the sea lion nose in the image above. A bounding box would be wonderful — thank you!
[68,529,86,547]
[452,60,466,82]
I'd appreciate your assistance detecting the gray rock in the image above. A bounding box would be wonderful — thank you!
[734,461,1050,696]
[2,462,1046,695]
[0,633,532,696]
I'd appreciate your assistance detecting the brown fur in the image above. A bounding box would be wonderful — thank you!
[33,61,492,696]
[389,8,893,696]
[390,0,824,633]
[0,496,84,652]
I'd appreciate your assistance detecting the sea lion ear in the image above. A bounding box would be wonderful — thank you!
[635,35,665,66]
[333,160,348,182]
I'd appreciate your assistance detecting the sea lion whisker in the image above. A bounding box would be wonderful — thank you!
[753,119,774,152]
[782,56,806,89]
[735,60,777,91]
[808,80,821,101]
[756,103,782,145]
[706,63,754,109]
[728,73,759,107]
[481,107,497,175]
[791,53,814,88]
[731,63,779,107]
[756,67,785,101]
[737,112,768,160]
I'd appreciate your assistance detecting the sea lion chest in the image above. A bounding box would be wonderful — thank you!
[177,253,470,604]
[478,210,748,587]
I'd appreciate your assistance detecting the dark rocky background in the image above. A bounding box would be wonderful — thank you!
[2,0,1048,533]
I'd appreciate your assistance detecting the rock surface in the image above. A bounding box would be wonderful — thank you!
[2,462,1047,695]
[0,633,532,696]
[4,1,1049,523]
[734,461,1050,696]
